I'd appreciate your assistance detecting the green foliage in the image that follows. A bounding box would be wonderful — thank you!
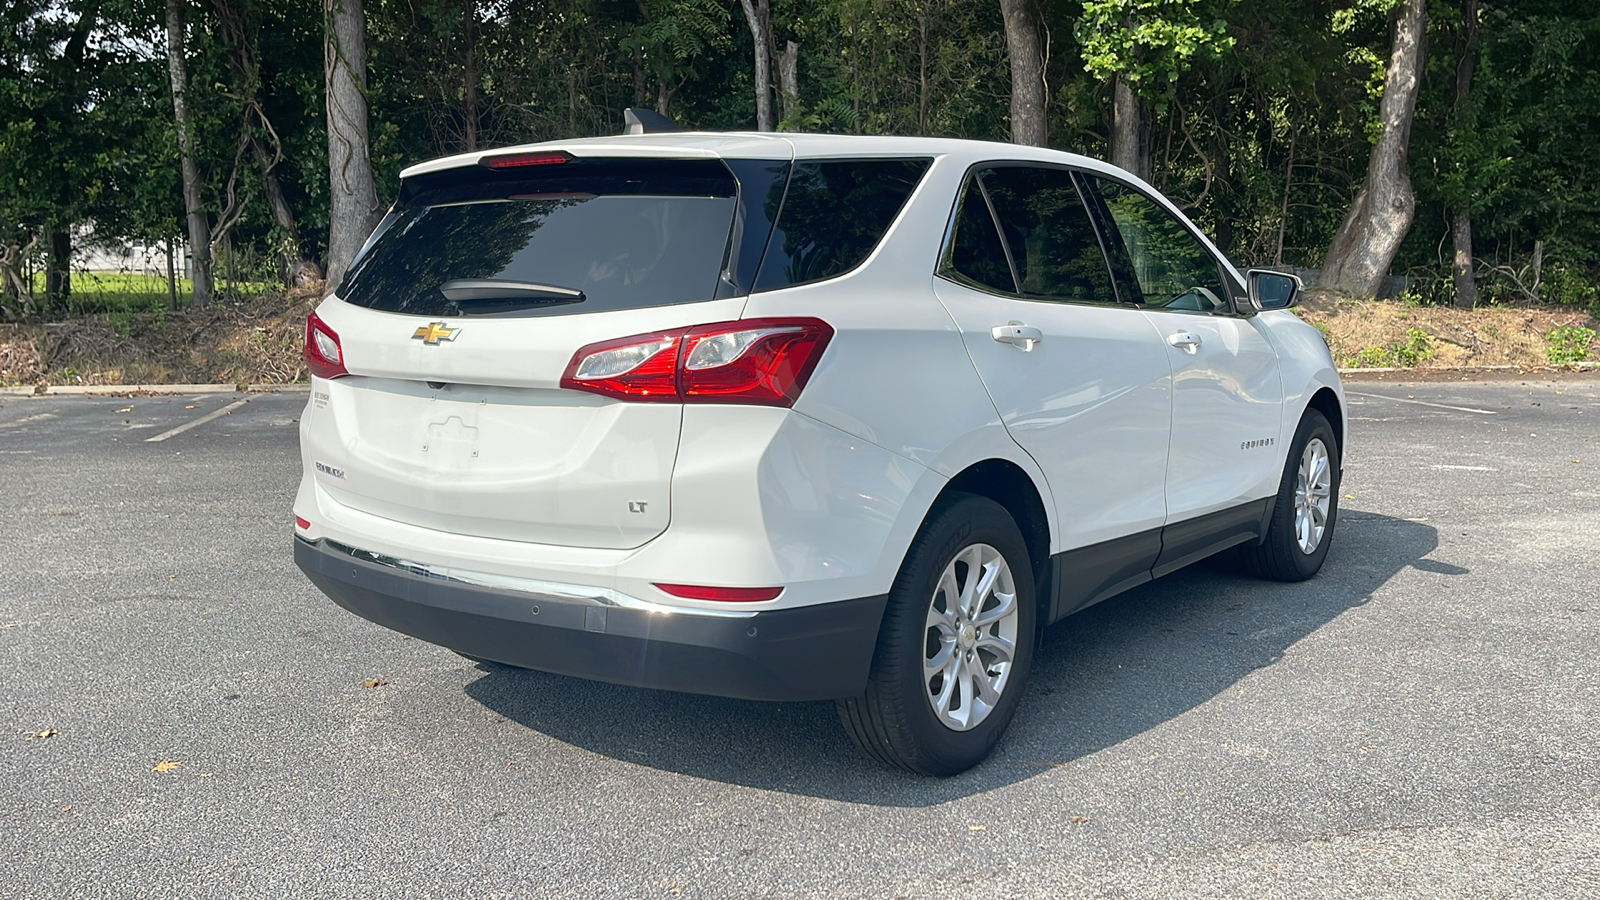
[1545,325,1596,364]
[1539,263,1600,315]
[1,0,1598,325]
[1345,327,1434,368]
[1076,0,1235,104]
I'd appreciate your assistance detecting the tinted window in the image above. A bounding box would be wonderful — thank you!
[755,158,931,291]
[979,166,1116,304]
[942,178,1015,293]
[1088,176,1228,312]
[338,159,737,318]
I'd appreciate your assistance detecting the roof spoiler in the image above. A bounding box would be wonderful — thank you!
[623,108,682,135]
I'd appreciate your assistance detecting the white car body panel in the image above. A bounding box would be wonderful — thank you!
[1142,308,1285,521]
[294,132,1348,701]
[934,277,1174,549]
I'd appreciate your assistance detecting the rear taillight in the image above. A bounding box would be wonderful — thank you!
[295,516,311,531]
[560,318,833,407]
[654,583,784,603]
[304,312,348,380]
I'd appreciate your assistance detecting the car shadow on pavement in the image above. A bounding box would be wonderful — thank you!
[463,510,1448,806]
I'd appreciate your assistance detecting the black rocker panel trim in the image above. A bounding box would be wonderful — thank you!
[1047,497,1276,625]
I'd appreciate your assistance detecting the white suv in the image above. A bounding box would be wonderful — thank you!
[293,131,1344,775]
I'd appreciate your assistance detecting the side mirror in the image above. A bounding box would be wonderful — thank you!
[1246,269,1302,311]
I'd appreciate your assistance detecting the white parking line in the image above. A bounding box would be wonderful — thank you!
[145,398,251,443]
[1345,391,1497,415]
[0,413,57,430]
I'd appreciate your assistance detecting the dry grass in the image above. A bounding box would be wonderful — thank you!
[3,287,1596,386]
[0,286,318,387]
[1295,291,1598,368]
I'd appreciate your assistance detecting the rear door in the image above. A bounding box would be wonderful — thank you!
[304,155,774,550]
[933,164,1173,555]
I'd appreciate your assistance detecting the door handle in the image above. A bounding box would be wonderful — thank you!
[1166,331,1202,354]
[991,323,1043,351]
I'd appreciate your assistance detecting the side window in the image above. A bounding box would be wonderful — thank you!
[1087,176,1229,313]
[755,158,931,292]
[978,166,1117,305]
[942,178,1015,293]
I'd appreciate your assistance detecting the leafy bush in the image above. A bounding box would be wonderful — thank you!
[1539,264,1600,316]
[1545,325,1597,364]
[1392,327,1434,366]
[1344,328,1434,368]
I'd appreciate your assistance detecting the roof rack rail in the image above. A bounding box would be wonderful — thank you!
[623,108,681,135]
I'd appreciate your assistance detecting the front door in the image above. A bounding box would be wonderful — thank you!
[1080,175,1284,536]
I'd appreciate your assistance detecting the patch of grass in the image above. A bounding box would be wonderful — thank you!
[1392,327,1435,366]
[1545,325,1596,364]
[28,271,271,315]
[1343,328,1435,368]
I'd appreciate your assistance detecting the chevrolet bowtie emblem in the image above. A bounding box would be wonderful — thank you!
[412,321,459,345]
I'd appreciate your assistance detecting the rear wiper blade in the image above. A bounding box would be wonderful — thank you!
[440,278,585,305]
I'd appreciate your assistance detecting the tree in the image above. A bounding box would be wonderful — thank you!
[1446,0,1479,308]
[1076,0,1234,181]
[165,0,215,307]
[324,0,381,290]
[998,0,1047,146]
[1320,0,1425,297]
[737,0,775,130]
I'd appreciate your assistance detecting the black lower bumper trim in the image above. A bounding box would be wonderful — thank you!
[294,537,887,702]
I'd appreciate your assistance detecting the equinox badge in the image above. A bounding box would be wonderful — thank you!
[412,321,460,345]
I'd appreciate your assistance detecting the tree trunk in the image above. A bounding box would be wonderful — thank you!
[462,0,478,151]
[44,227,71,300]
[998,0,1047,146]
[249,137,303,284]
[737,0,774,131]
[1109,74,1149,181]
[777,40,799,122]
[917,10,929,134]
[1,233,38,314]
[1320,0,1425,298]
[323,0,381,291]
[167,0,213,308]
[1450,210,1476,308]
[165,237,178,309]
[1450,0,1480,309]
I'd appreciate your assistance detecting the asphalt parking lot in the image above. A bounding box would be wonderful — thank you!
[3,378,1597,898]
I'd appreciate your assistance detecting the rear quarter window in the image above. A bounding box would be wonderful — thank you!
[754,158,931,292]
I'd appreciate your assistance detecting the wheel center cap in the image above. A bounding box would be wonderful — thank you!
[959,624,976,648]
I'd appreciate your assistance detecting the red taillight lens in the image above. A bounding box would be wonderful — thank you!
[295,516,311,530]
[559,330,683,401]
[479,150,572,169]
[304,312,348,380]
[654,583,784,603]
[680,321,832,405]
[560,318,832,407]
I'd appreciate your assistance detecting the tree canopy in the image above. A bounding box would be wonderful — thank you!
[2,0,1597,315]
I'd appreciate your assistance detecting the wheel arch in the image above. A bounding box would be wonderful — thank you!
[1305,386,1344,455]
[937,459,1053,622]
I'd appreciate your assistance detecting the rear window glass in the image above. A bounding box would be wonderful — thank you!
[754,159,931,291]
[337,159,738,318]
[943,178,1016,293]
[978,166,1116,304]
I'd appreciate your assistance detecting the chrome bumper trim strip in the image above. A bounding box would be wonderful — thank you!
[316,538,760,619]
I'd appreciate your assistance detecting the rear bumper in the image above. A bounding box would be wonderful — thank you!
[294,537,887,701]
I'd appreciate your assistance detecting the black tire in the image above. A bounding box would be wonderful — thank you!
[836,493,1037,776]
[1240,409,1340,581]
